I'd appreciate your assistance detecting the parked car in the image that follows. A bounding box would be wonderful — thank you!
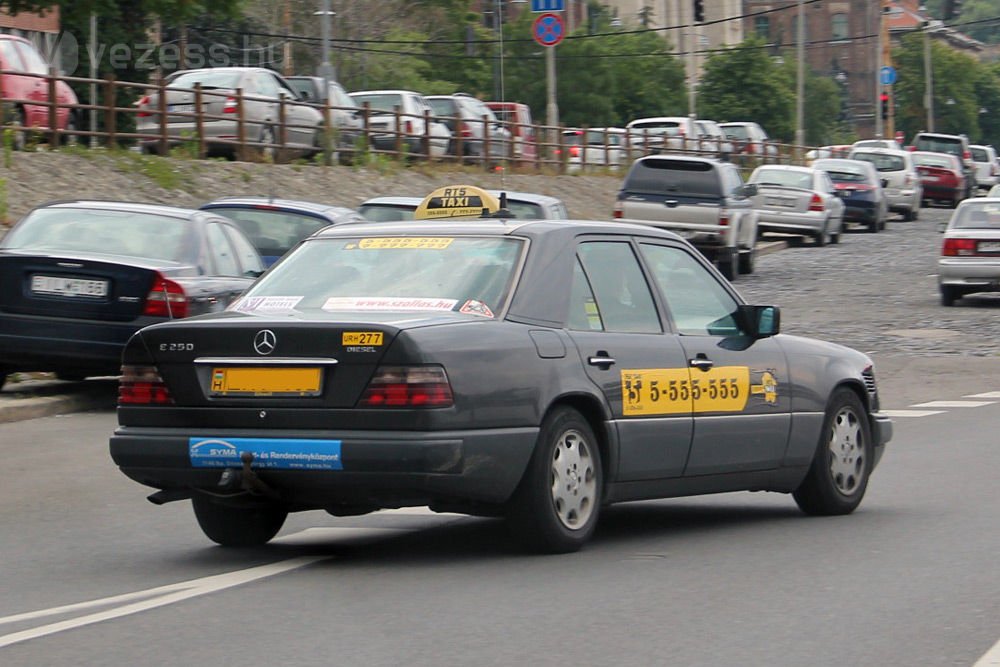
[0,34,79,149]
[200,196,364,266]
[348,89,451,159]
[284,76,363,163]
[695,119,735,157]
[805,145,853,163]
[853,139,903,151]
[486,101,537,164]
[0,201,264,389]
[811,158,889,233]
[136,67,324,160]
[747,164,845,246]
[969,144,999,192]
[109,214,892,552]
[848,147,922,221]
[719,121,778,156]
[910,131,976,200]
[358,190,569,222]
[559,128,631,172]
[625,116,698,154]
[613,155,759,280]
[938,197,1000,306]
[912,151,967,208]
[426,93,509,162]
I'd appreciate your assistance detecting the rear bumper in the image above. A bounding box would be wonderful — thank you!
[843,201,879,222]
[110,425,539,508]
[938,258,1000,286]
[0,312,151,374]
[756,211,825,235]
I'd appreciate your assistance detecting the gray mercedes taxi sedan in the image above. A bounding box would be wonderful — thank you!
[110,214,892,553]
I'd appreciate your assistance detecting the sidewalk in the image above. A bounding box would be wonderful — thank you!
[0,377,118,424]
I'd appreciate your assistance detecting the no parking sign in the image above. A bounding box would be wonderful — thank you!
[533,13,564,47]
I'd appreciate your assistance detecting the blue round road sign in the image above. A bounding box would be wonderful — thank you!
[533,13,564,47]
[880,66,897,86]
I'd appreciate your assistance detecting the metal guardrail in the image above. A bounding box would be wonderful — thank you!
[0,69,802,172]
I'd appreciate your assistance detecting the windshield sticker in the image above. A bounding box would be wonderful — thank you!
[459,299,495,318]
[322,296,458,312]
[189,437,342,471]
[231,296,302,314]
[353,237,454,250]
[621,366,752,416]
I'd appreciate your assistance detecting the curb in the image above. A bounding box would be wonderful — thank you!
[757,240,788,256]
[0,381,117,424]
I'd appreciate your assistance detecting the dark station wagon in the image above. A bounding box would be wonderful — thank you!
[110,216,892,553]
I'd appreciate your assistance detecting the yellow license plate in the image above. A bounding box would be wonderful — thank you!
[342,331,384,346]
[210,367,322,396]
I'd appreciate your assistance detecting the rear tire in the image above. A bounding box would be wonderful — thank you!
[814,220,828,247]
[793,388,872,516]
[191,493,287,547]
[867,217,879,233]
[940,285,959,307]
[717,248,737,281]
[506,407,602,553]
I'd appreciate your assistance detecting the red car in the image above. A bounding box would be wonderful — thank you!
[912,150,967,208]
[0,35,78,147]
[486,101,537,164]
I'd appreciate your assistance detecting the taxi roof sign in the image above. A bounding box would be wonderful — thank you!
[413,185,500,220]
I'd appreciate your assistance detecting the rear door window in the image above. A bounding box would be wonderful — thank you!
[625,159,722,197]
[576,242,661,334]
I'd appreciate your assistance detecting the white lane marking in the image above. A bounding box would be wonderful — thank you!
[965,392,1000,399]
[879,409,945,418]
[974,636,1000,666]
[0,556,327,649]
[911,400,996,408]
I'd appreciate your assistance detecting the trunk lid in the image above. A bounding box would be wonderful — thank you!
[0,251,180,321]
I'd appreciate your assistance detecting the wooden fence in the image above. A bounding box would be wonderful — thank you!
[0,69,798,173]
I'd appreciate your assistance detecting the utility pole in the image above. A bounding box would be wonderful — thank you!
[882,2,894,139]
[924,20,936,132]
[874,1,883,138]
[794,0,805,154]
[283,0,293,76]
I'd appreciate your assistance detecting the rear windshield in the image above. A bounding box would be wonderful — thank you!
[234,236,524,318]
[207,207,333,257]
[168,70,242,90]
[721,125,749,140]
[629,122,681,137]
[750,168,812,189]
[952,203,1000,229]
[914,136,963,156]
[285,78,317,101]
[624,159,721,197]
[506,200,543,219]
[914,154,955,169]
[427,98,457,117]
[350,93,404,112]
[1,208,191,261]
[357,204,417,222]
[851,152,905,172]
[824,169,868,183]
[971,147,991,162]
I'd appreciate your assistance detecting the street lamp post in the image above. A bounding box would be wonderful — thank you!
[315,0,335,89]
[794,0,805,155]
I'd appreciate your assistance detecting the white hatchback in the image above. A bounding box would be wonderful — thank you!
[970,145,999,192]
[848,147,923,221]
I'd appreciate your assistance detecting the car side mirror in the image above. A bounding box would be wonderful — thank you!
[881,178,889,188]
[735,183,758,198]
[298,90,311,101]
[739,305,780,338]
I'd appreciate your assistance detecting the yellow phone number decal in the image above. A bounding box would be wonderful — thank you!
[357,238,453,250]
[621,366,751,416]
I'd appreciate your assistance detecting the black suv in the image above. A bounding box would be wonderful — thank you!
[911,132,976,199]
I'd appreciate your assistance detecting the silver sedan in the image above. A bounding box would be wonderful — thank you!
[939,197,1000,306]
[748,164,846,246]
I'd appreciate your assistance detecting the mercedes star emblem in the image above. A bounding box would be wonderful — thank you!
[253,329,276,355]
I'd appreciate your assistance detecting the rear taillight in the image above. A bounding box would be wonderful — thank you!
[942,238,977,257]
[358,366,453,408]
[459,121,472,138]
[963,150,971,161]
[808,193,824,212]
[569,145,580,158]
[223,96,237,113]
[137,95,151,117]
[613,201,623,219]
[118,365,174,405]
[405,120,414,135]
[747,142,756,155]
[144,274,189,319]
[718,212,729,241]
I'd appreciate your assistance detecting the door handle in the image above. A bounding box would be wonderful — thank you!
[588,351,616,369]
[689,357,714,371]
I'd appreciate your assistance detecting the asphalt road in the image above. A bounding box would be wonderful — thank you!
[3,203,1000,665]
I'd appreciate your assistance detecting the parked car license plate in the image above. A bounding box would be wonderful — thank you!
[978,241,1000,253]
[765,197,794,208]
[30,275,108,297]
[169,104,194,114]
[210,367,322,396]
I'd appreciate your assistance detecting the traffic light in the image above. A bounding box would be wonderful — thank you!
[880,93,890,120]
[693,0,705,23]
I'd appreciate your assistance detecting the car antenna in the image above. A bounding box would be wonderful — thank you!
[483,191,516,219]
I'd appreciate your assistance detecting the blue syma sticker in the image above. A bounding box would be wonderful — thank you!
[189,437,343,470]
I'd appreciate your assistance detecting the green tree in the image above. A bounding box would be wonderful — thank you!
[698,38,794,141]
